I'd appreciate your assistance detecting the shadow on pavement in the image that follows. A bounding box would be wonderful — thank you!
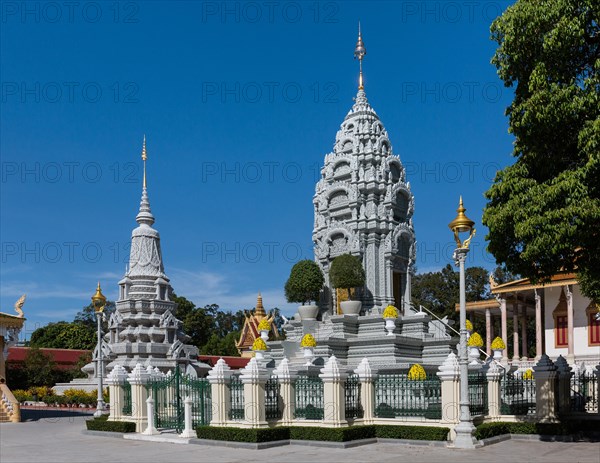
[21,408,95,422]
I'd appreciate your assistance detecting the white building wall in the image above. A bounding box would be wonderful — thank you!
[544,285,599,359]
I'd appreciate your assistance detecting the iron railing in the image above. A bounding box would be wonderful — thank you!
[500,372,536,415]
[344,373,363,419]
[570,370,598,413]
[228,375,245,420]
[374,371,442,419]
[468,372,488,416]
[122,381,132,416]
[265,376,282,420]
[294,374,324,420]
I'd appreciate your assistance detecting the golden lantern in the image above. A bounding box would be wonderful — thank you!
[448,196,476,249]
[91,282,107,313]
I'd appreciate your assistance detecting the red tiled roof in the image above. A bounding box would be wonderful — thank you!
[198,355,249,370]
[7,347,90,370]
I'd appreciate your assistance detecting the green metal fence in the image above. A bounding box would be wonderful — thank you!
[265,376,282,420]
[468,372,488,416]
[122,381,132,416]
[500,372,536,415]
[149,368,211,433]
[374,371,442,419]
[228,375,245,420]
[294,374,324,420]
[570,370,598,413]
[344,374,363,419]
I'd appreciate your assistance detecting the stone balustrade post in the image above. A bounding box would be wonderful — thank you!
[533,355,558,422]
[554,356,573,415]
[240,357,269,428]
[142,396,159,435]
[127,363,152,432]
[319,355,348,427]
[179,396,196,438]
[106,365,128,422]
[484,361,503,419]
[274,358,296,425]
[207,358,233,426]
[437,352,460,426]
[354,358,375,424]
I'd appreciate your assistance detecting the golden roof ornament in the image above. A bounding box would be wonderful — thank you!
[448,196,476,249]
[255,292,266,318]
[14,294,26,318]
[354,22,367,90]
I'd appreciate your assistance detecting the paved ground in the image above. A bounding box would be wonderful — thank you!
[1,410,599,463]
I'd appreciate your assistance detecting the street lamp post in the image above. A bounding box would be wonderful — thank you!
[91,282,107,417]
[448,197,478,448]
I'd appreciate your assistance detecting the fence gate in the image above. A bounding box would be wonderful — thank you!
[149,368,211,433]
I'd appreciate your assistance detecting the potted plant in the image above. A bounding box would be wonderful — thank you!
[465,319,473,337]
[257,319,271,341]
[300,334,317,366]
[490,336,505,360]
[329,253,366,315]
[252,337,268,360]
[407,363,427,399]
[382,305,398,336]
[284,260,324,320]
[467,332,483,362]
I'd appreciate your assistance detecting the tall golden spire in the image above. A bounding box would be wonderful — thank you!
[141,135,147,189]
[255,292,266,318]
[354,22,367,90]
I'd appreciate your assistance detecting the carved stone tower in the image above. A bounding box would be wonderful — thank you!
[313,29,416,315]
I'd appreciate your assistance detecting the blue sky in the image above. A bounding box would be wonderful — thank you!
[1,1,515,337]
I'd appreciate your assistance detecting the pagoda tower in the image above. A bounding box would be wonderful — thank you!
[313,27,416,315]
[104,138,209,374]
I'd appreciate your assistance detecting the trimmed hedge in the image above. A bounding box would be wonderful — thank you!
[86,416,136,433]
[196,425,450,443]
[196,426,290,443]
[376,425,450,441]
[290,425,376,442]
[475,422,573,440]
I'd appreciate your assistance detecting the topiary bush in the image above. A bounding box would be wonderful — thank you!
[474,422,574,440]
[329,254,366,294]
[284,260,325,305]
[85,416,136,433]
[196,426,290,443]
[290,425,376,442]
[375,425,450,441]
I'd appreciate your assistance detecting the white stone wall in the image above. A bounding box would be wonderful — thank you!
[544,285,598,358]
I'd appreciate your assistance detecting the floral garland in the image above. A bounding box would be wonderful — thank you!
[382,305,399,318]
[252,337,267,351]
[491,336,506,350]
[257,319,271,331]
[467,332,484,347]
[300,333,317,348]
[407,363,427,380]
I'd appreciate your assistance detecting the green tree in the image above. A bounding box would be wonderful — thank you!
[23,347,57,387]
[483,0,600,301]
[329,254,366,293]
[74,300,115,331]
[199,332,239,356]
[30,321,96,350]
[284,259,325,305]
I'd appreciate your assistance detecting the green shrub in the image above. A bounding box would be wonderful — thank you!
[375,425,450,441]
[284,260,325,305]
[86,416,135,433]
[475,422,510,440]
[11,389,32,403]
[475,422,573,440]
[196,426,290,443]
[290,425,376,442]
[329,254,366,291]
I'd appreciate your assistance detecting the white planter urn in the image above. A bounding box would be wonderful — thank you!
[260,330,269,341]
[254,350,265,361]
[468,346,480,362]
[384,318,396,336]
[340,300,362,315]
[303,347,314,366]
[492,349,503,360]
[298,304,319,320]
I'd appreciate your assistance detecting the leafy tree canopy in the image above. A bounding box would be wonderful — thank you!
[329,254,366,290]
[483,0,600,301]
[284,259,325,304]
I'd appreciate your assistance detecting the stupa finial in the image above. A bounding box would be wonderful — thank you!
[354,21,367,90]
[255,292,266,317]
[136,136,155,226]
[142,134,147,189]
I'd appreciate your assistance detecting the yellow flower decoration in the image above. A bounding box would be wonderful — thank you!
[407,363,427,381]
[300,333,317,348]
[467,332,484,347]
[490,336,506,350]
[382,305,399,318]
[257,319,271,331]
[252,337,267,351]
[522,369,534,380]
[465,319,473,331]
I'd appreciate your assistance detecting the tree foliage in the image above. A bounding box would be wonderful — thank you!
[411,264,493,321]
[483,0,600,301]
[284,259,325,304]
[329,254,366,290]
[30,321,96,350]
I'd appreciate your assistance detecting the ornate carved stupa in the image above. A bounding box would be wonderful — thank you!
[313,25,416,316]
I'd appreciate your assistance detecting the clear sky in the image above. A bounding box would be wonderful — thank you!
[1,1,515,337]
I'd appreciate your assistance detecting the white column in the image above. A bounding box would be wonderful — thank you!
[500,297,508,363]
[240,358,269,428]
[535,290,543,360]
[437,352,460,427]
[127,363,151,433]
[274,358,296,425]
[319,355,347,427]
[533,355,558,423]
[206,358,233,426]
[521,306,528,359]
[565,285,575,363]
[105,365,128,422]
[485,309,492,356]
[512,300,520,362]
[485,361,502,419]
[354,358,375,424]
[142,396,159,435]
[179,396,196,438]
